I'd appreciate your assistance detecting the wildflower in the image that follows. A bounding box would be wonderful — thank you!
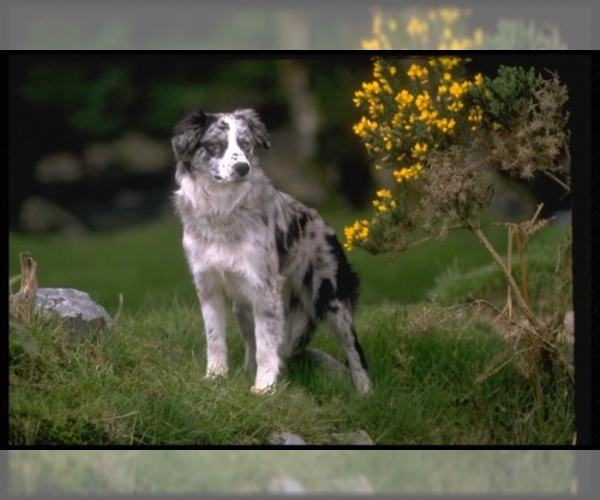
[474,73,484,85]
[492,122,502,131]
[438,57,461,70]
[449,81,463,97]
[389,66,397,76]
[407,64,428,80]
[376,189,392,198]
[395,89,414,107]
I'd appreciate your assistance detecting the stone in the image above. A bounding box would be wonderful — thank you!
[10,288,113,340]
[267,476,306,495]
[325,430,374,445]
[266,432,306,445]
[19,197,89,238]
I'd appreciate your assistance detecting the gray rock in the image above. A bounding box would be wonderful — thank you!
[266,432,306,445]
[19,197,89,238]
[35,152,83,183]
[10,288,113,340]
[330,474,374,494]
[325,430,374,445]
[267,476,306,494]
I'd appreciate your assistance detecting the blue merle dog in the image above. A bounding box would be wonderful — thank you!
[172,108,372,394]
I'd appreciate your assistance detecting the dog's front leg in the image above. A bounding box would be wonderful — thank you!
[195,274,228,378]
[250,284,285,393]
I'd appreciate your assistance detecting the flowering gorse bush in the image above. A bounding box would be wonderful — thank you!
[346,56,573,392]
[345,56,556,253]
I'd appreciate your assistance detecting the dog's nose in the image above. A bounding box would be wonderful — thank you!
[233,162,250,177]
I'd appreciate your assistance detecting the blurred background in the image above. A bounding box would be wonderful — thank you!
[9,53,586,316]
[7,3,593,50]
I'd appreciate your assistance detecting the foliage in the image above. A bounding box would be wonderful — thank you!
[345,57,569,254]
[23,64,133,137]
[361,8,567,50]
[346,56,573,414]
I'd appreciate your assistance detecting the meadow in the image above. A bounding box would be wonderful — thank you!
[9,209,573,451]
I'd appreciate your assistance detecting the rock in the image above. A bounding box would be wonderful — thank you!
[35,152,83,183]
[114,132,172,174]
[306,347,349,374]
[19,197,89,238]
[266,432,306,445]
[267,476,306,494]
[325,430,374,445]
[330,474,374,494]
[84,133,172,175]
[10,288,113,340]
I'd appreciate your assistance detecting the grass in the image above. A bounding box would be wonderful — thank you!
[9,210,574,449]
[9,210,512,315]
[9,449,575,494]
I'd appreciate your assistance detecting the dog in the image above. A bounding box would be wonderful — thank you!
[172,108,372,394]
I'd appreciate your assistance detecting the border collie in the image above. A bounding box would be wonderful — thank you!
[172,108,372,394]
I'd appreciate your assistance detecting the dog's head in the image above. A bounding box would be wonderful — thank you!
[172,108,271,184]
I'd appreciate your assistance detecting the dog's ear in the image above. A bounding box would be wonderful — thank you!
[171,109,212,161]
[234,108,271,149]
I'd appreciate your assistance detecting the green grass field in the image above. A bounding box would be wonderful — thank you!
[9,211,573,450]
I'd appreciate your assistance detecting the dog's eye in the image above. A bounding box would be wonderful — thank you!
[205,142,222,153]
[239,139,251,149]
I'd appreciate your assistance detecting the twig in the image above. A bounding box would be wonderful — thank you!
[16,253,38,324]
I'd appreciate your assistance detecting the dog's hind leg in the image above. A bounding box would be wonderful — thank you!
[232,301,257,374]
[323,305,372,395]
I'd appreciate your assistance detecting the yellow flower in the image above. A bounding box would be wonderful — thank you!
[438,57,461,70]
[407,64,428,80]
[378,205,387,212]
[449,81,463,97]
[374,164,382,170]
[492,122,502,131]
[377,189,392,198]
[395,89,414,107]
[389,66,397,76]
[474,73,484,85]
[438,85,448,94]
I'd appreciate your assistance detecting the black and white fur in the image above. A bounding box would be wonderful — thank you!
[172,108,372,394]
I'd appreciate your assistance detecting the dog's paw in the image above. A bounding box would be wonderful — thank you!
[250,383,276,395]
[204,371,227,385]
